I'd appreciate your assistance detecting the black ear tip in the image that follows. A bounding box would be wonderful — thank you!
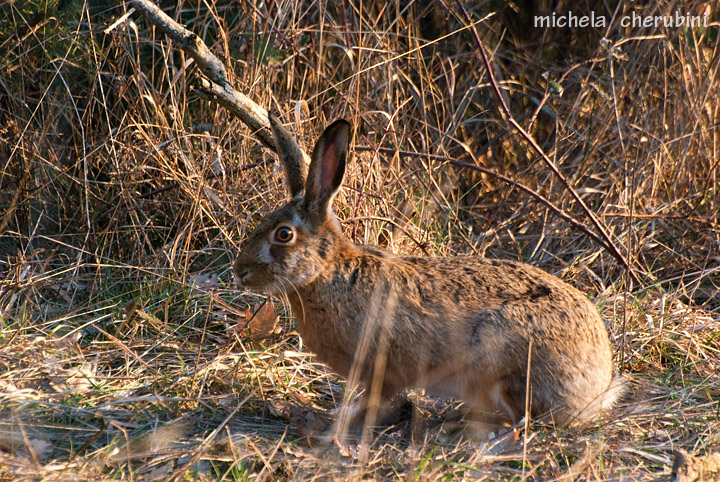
[325,119,352,139]
[268,111,279,126]
[332,118,351,130]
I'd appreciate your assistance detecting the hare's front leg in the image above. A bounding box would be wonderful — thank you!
[333,381,409,434]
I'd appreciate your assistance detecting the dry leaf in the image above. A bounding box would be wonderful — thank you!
[237,301,281,339]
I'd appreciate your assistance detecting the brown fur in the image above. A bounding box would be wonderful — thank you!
[234,118,623,429]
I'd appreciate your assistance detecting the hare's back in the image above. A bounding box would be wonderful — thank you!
[396,254,611,362]
[404,255,597,315]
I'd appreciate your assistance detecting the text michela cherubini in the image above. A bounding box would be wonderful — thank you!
[534,11,709,29]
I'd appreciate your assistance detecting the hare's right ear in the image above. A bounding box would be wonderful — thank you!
[304,120,351,218]
[269,112,308,198]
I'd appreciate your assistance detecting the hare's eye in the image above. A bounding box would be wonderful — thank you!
[274,226,294,243]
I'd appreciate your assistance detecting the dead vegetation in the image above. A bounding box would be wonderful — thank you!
[1,0,719,480]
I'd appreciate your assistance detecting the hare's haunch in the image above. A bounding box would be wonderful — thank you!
[235,116,623,428]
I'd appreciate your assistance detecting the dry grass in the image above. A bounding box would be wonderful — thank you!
[1,0,719,480]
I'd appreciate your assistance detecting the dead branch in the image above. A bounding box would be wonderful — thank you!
[126,0,307,162]
[356,145,616,256]
[454,1,645,285]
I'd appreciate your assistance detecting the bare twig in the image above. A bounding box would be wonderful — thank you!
[127,0,307,161]
[454,1,644,284]
[356,146,615,255]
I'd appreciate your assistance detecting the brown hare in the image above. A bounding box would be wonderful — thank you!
[234,115,623,433]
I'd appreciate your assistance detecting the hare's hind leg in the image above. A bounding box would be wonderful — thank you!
[457,380,518,441]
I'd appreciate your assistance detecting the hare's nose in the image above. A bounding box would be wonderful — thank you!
[233,264,249,287]
[233,254,250,285]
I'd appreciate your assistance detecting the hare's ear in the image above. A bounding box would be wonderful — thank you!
[304,119,351,218]
[269,111,308,198]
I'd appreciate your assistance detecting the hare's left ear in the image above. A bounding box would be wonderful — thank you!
[303,119,351,218]
[269,111,308,198]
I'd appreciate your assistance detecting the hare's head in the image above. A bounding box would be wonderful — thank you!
[234,116,351,295]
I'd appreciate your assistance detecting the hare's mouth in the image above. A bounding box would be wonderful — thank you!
[234,264,283,293]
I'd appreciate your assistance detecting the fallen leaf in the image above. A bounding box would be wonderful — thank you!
[237,301,281,339]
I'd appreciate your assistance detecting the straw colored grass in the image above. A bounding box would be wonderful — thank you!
[1,0,718,480]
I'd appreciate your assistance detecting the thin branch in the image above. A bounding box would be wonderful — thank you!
[454,1,644,284]
[126,0,307,162]
[356,146,615,255]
